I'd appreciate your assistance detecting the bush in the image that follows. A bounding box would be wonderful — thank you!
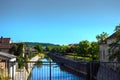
[29,52,37,59]
[16,56,25,69]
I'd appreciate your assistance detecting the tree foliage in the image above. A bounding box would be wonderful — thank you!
[9,43,26,56]
[89,42,99,60]
[17,43,25,56]
[16,56,25,69]
[78,40,91,56]
[34,45,43,53]
[49,40,99,60]
[9,44,18,55]
[96,32,108,42]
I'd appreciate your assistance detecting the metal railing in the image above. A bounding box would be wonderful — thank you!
[0,61,120,80]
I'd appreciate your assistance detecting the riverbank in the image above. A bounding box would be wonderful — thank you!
[15,55,40,80]
[48,53,89,78]
[48,53,99,80]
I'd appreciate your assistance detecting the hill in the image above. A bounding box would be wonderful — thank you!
[23,42,60,47]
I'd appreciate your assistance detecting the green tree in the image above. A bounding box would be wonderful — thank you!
[9,44,18,55]
[89,42,99,61]
[59,45,69,55]
[96,32,108,42]
[50,46,61,53]
[72,44,79,60]
[45,46,55,52]
[78,40,91,57]
[34,45,43,53]
[16,56,25,69]
[16,43,25,57]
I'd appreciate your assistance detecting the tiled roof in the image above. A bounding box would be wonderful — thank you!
[0,38,11,49]
[0,38,10,43]
[0,52,16,59]
[106,32,117,40]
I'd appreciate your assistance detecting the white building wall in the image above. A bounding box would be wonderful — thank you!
[9,58,16,79]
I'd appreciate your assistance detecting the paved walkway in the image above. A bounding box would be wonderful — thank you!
[28,55,39,73]
[14,55,39,80]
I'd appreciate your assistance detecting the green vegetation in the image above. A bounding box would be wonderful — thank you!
[109,25,120,61]
[38,53,45,58]
[8,25,120,63]
[89,42,99,60]
[96,32,108,42]
[34,45,43,53]
[48,40,99,61]
[23,42,59,47]
[9,42,26,56]
[9,42,41,69]
[65,54,92,61]
[28,52,37,59]
[16,56,25,69]
[9,43,26,69]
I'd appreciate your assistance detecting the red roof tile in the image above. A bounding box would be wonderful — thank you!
[0,37,11,49]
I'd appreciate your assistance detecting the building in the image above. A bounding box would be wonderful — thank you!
[99,31,119,62]
[0,36,11,52]
[98,31,120,80]
[0,52,16,79]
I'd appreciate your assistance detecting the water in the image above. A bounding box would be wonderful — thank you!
[29,58,85,80]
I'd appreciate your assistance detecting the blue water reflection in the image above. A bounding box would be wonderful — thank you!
[29,58,85,80]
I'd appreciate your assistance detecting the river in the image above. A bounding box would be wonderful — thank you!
[29,58,85,80]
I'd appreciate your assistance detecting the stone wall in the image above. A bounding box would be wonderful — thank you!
[48,53,90,79]
[97,65,120,80]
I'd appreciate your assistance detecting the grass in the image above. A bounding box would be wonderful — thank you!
[65,53,92,61]
[76,56,92,61]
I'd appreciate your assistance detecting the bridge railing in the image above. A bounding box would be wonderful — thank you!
[0,61,120,80]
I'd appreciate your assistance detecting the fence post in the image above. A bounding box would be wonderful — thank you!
[90,62,92,80]
[7,60,10,79]
[12,62,14,80]
[50,61,51,80]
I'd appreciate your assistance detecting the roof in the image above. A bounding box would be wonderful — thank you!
[0,37,11,49]
[0,52,16,59]
[100,31,119,45]
[0,38,11,43]
[106,32,117,40]
[29,48,37,52]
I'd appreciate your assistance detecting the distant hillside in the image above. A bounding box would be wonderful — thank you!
[24,42,60,47]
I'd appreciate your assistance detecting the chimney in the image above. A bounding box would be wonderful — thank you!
[1,36,3,43]
[1,36,3,39]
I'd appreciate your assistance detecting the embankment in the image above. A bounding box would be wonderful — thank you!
[48,53,120,80]
[48,53,94,80]
[27,55,40,79]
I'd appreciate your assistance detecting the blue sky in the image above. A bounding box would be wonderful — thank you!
[0,0,120,45]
